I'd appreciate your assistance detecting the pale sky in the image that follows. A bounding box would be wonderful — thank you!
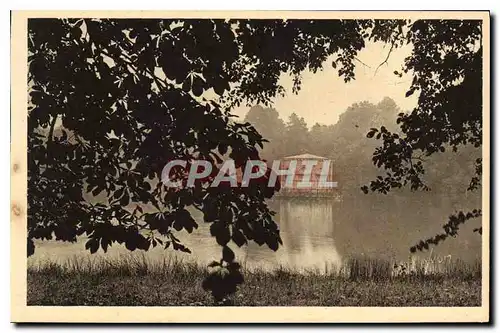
[231,41,419,127]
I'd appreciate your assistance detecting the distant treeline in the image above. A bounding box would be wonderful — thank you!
[243,97,481,197]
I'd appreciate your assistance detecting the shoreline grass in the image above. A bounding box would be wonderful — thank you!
[27,255,482,306]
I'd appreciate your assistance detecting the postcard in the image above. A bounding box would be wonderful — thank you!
[11,10,490,323]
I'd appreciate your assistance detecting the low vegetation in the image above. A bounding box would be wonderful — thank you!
[27,254,481,306]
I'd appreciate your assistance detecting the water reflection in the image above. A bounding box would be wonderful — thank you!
[29,194,481,272]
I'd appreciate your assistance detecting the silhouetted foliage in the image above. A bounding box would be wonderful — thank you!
[243,105,286,160]
[360,20,484,251]
[28,18,378,300]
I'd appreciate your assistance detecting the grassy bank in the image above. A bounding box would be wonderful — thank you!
[27,255,482,306]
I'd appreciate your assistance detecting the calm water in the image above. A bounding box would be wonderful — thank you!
[29,192,482,272]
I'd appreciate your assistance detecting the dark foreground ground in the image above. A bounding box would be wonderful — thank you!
[27,257,481,307]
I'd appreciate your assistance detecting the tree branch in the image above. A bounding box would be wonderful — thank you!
[374,41,395,76]
[354,56,371,69]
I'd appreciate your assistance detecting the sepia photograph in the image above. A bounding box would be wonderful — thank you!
[10,10,490,323]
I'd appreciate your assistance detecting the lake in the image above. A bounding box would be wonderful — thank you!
[29,191,482,272]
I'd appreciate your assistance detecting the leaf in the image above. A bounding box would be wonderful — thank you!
[91,186,103,197]
[218,144,228,155]
[120,191,130,206]
[405,88,416,98]
[266,236,279,251]
[360,186,369,194]
[208,260,221,268]
[210,222,231,246]
[192,76,204,97]
[213,79,226,96]
[101,238,109,253]
[113,187,124,200]
[222,245,235,263]
[231,228,247,247]
[173,209,198,233]
[125,233,137,251]
[85,238,99,254]
[182,78,191,92]
[228,262,241,270]
[61,129,68,142]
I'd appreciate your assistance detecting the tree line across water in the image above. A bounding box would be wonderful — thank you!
[243,97,481,196]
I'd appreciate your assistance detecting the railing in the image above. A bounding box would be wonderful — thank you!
[275,188,340,198]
